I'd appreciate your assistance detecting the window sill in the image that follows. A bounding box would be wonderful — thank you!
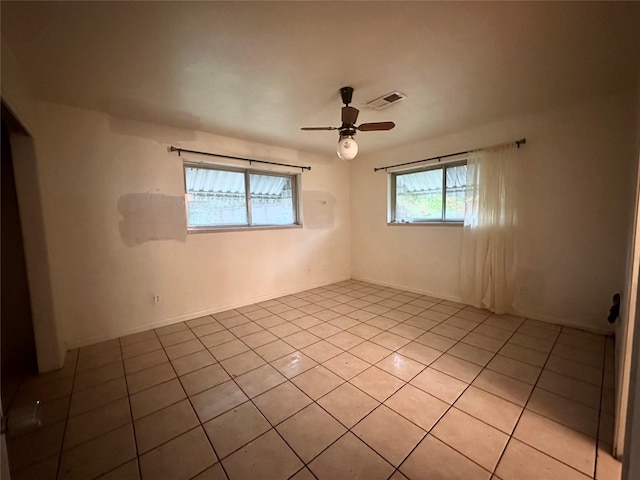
[387,221,463,227]
[188,224,303,234]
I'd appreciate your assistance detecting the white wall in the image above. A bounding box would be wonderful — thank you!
[33,102,351,349]
[351,90,638,332]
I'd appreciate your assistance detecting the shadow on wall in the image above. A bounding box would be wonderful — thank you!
[303,191,335,229]
[118,193,187,246]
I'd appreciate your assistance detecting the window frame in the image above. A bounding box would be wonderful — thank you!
[388,160,467,226]
[183,162,302,233]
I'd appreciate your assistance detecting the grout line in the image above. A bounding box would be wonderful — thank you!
[54,344,79,480]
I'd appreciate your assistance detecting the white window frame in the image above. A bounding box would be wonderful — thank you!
[388,160,467,226]
[183,162,302,232]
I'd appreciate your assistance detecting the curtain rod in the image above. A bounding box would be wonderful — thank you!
[373,137,526,172]
[169,146,312,172]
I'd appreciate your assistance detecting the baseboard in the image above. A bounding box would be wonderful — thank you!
[66,275,351,350]
[350,275,465,304]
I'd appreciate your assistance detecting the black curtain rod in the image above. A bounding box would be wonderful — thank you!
[373,138,526,172]
[170,146,311,172]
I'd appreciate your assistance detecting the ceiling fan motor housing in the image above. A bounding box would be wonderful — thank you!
[340,86,354,105]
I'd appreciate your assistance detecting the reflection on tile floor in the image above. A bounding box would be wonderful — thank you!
[5,280,622,479]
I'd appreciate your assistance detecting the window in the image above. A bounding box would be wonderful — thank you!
[183,164,300,230]
[390,161,467,223]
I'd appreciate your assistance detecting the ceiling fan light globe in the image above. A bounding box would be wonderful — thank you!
[337,135,358,160]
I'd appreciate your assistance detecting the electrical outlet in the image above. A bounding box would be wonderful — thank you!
[153,294,161,304]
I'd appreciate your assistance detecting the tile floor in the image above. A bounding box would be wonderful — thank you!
[4,280,622,480]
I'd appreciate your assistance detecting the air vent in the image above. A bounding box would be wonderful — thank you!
[364,91,406,110]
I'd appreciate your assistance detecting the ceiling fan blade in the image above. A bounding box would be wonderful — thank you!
[300,126,338,131]
[342,106,359,125]
[357,121,396,132]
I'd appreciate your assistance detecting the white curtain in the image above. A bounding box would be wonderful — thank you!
[460,143,518,314]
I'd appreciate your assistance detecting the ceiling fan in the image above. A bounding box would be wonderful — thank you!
[301,86,396,160]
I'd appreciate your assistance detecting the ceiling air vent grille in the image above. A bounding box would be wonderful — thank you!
[365,91,406,110]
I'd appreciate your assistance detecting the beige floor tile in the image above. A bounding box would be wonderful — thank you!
[366,316,400,330]
[552,343,603,368]
[277,403,346,462]
[350,366,405,402]
[328,316,361,330]
[430,353,483,383]
[191,321,226,338]
[483,315,522,332]
[527,387,599,437]
[219,350,265,377]
[253,381,312,425]
[209,339,250,361]
[130,378,186,420]
[510,332,555,353]
[431,323,468,341]
[200,330,236,348]
[253,339,296,362]
[317,382,379,428]
[537,370,601,409]
[519,323,560,340]
[190,380,249,423]
[353,405,424,466]
[417,309,450,322]
[472,369,533,406]
[292,315,324,329]
[308,323,343,338]
[498,343,548,367]
[375,353,426,381]
[242,330,278,348]
[235,364,286,397]
[185,314,217,328]
[58,424,136,480]
[486,355,541,385]
[388,323,425,340]
[370,331,412,350]
[291,365,344,399]
[271,351,318,379]
[472,324,513,341]
[309,431,394,480]
[326,331,365,350]
[414,331,457,351]
[461,332,506,352]
[204,402,271,459]
[405,316,439,331]
[139,427,217,480]
[282,330,322,349]
[348,323,384,339]
[126,362,176,394]
[301,340,342,363]
[513,410,596,475]
[410,367,468,404]
[454,386,522,434]
[63,397,131,450]
[222,429,302,480]
[290,467,316,480]
[323,352,371,380]
[73,361,124,392]
[385,384,449,431]
[400,434,491,480]
[159,329,196,347]
[95,459,140,479]
[69,377,128,417]
[496,438,590,480]
[444,316,479,331]
[191,462,227,480]
[180,364,230,396]
[134,399,199,454]
[155,322,188,336]
[545,354,602,386]
[448,342,494,366]
[171,350,217,376]
[432,408,508,471]
[316,310,345,322]
[230,322,264,338]
[120,329,157,346]
[165,339,205,360]
[269,321,303,337]
[397,342,441,365]
[349,341,392,364]
[123,349,168,375]
[219,314,251,329]
[76,347,122,373]
[7,422,65,472]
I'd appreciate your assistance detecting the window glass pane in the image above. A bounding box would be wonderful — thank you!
[250,174,294,225]
[185,167,248,226]
[395,168,443,221]
[445,164,467,221]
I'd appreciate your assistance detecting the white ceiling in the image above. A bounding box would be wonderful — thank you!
[2,1,638,157]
